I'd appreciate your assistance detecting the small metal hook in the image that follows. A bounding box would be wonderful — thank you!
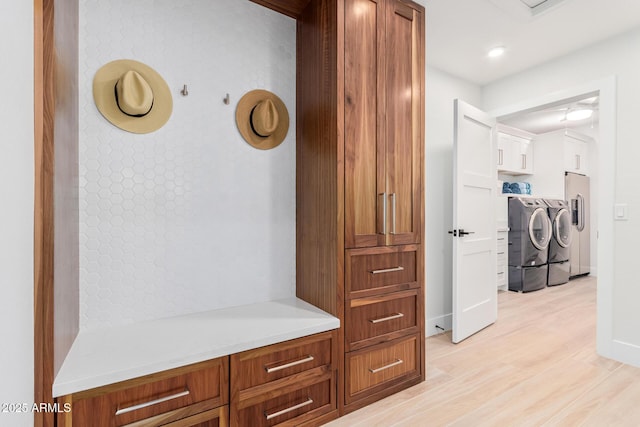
[181,85,189,97]
[223,93,230,105]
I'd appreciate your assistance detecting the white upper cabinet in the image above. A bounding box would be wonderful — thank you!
[497,124,535,175]
[564,131,591,174]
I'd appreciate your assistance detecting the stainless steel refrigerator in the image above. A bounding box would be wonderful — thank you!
[565,172,590,278]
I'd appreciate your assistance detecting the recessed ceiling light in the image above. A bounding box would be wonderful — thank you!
[488,46,506,58]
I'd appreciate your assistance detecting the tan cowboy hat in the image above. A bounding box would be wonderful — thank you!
[236,90,289,150]
[93,59,173,134]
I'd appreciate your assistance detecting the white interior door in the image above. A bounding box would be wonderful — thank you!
[452,99,498,343]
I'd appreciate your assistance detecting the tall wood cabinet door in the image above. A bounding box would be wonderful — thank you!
[384,0,424,246]
[344,0,387,249]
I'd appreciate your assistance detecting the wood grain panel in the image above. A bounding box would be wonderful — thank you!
[125,404,228,427]
[346,245,418,297]
[34,0,57,426]
[234,378,333,427]
[384,0,423,246]
[344,0,385,249]
[231,332,333,392]
[296,0,343,318]
[295,0,345,413]
[70,358,228,426]
[345,334,420,405]
[346,290,419,351]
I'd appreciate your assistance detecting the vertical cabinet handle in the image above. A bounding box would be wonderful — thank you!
[498,148,503,166]
[391,193,397,235]
[379,192,387,235]
[576,154,581,170]
[264,398,314,420]
[115,389,190,416]
[521,154,527,170]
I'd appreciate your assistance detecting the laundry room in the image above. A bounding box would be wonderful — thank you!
[496,92,600,293]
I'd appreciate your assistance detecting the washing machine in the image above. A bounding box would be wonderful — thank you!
[508,197,552,292]
[544,199,572,286]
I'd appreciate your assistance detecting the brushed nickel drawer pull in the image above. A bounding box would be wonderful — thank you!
[369,312,404,324]
[265,397,314,420]
[369,359,403,374]
[115,389,190,416]
[370,266,404,274]
[265,355,314,373]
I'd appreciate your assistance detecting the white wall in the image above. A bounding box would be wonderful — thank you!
[79,0,296,329]
[484,27,640,365]
[0,2,34,426]
[425,66,482,336]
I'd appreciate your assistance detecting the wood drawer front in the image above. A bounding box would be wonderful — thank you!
[346,334,420,403]
[124,404,229,427]
[346,290,419,351]
[235,378,333,427]
[71,358,228,426]
[347,246,418,297]
[231,332,333,391]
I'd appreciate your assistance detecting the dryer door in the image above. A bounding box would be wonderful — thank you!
[529,207,551,250]
[554,208,572,248]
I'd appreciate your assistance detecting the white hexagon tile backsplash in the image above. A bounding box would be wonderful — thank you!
[78,0,296,330]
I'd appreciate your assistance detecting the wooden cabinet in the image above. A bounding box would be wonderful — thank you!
[346,289,420,351]
[230,331,338,427]
[58,358,229,427]
[57,332,339,427]
[497,124,534,175]
[344,0,423,249]
[345,334,421,405]
[346,245,419,298]
[295,0,425,414]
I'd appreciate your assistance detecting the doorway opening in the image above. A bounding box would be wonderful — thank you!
[488,76,616,359]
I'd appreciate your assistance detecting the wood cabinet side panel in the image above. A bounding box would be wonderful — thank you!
[296,0,343,318]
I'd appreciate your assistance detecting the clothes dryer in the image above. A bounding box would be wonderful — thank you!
[508,197,552,292]
[544,199,572,286]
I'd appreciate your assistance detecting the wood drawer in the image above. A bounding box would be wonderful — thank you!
[346,245,418,297]
[231,332,333,392]
[69,358,228,427]
[345,334,420,404]
[234,376,334,427]
[124,404,228,427]
[346,290,419,351]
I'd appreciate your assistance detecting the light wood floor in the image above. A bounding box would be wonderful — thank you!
[328,276,640,426]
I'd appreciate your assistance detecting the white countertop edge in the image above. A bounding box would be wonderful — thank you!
[52,298,339,397]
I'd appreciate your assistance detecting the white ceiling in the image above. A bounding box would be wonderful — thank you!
[423,0,640,85]
[499,94,599,134]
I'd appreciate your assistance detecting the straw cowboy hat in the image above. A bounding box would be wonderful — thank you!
[236,90,289,150]
[93,59,173,134]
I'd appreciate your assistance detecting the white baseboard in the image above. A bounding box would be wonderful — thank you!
[427,313,452,337]
[609,339,640,369]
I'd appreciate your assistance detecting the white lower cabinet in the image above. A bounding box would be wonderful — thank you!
[497,230,508,291]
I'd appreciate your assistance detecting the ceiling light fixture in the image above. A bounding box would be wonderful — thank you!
[487,46,506,58]
[565,108,593,121]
